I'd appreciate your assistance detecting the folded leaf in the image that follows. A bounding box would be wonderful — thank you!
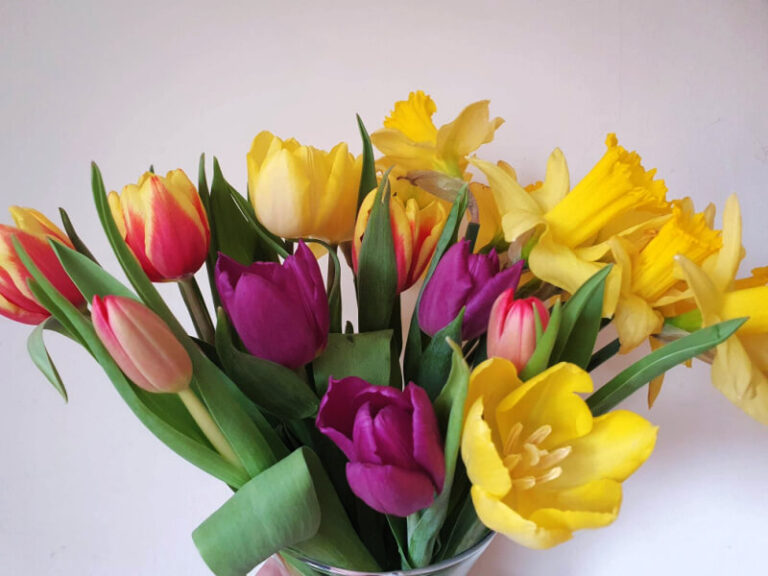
[416,309,464,401]
[27,318,68,402]
[312,330,393,394]
[356,115,377,211]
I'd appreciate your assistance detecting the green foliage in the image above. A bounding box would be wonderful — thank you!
[312,330,393,394]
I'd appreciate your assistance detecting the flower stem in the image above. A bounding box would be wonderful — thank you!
[177,388,243,470]
[178,276,215,345]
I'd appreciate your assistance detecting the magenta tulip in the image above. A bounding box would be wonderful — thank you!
[215,241,329,370]
[487,291,549,371]
[316,377,445,517]
[418,240,523,340]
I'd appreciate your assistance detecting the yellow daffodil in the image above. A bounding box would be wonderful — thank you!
[462,357,657,549]
[609,199,723,351]
[372,90,504,179]
[247,131,362,244]
[674,196,768,424]
[472,135,669,315]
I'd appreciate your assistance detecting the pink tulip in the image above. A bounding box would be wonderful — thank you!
[91,295,192,393]
[487,291,549,372]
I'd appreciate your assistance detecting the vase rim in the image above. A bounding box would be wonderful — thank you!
[286,532,495,575]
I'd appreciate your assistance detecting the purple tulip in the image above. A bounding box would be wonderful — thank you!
[418,240,523,340]
[316,377,445,517]
[215,241,329,369]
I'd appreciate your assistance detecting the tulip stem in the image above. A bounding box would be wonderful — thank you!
[178,277,215,345]
[178,388,243,470]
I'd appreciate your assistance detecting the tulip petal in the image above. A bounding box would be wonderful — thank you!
[418,241,474,336]
[285,242,329,349]
[526,478,621,532]
[372,404,415,470]
[471,486,570,550]
[346,462,436,517]
[461,398,511,497]
[353,402,382,465]
[463,260,523,340]
[408,383,445,491]
[553,410,657,490]
[316,376,371,460]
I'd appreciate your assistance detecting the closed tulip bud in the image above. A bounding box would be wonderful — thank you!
[419,240,523,340]
[108,170,210,282]
[215,241,329,369]
[487,292,549,371]
[0,208,83,325]
[317,377,445,517]
[247,132,362,243]
[352,188,447,294]
[91,295,192,393]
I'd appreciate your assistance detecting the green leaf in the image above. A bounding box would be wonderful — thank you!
[51,240,137,302]
[519,300,562,380]
[356,114,377,210]
[357,170,398,333]
[551,265,611,368]
[387,515,412,569]
[587,338,620,372]
[16,239,249,488]
[587,318,747,416]
[215,309,319,420]
[408,340,470,567]
[27,318,68,402]
[416,309,464,401]
[438,496,490,560]
[313,330,393,394]
[304,239,341,334]
[193,447,379,576]
[404,186,468,383]
[211,158,279,265]
[198,154,221,309]
[59,208,98,264]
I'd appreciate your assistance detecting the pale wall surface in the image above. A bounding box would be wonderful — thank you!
[1,1,767,574]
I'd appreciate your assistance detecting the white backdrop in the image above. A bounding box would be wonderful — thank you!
[1,1,768,574]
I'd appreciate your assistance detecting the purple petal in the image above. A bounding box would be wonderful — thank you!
[214,253,249,319]
[354,385,412,413]
[346,463,436,517]
[418,240,474,336]
[285,241,329,349]
[352,402,382,464]
[467,250,499,286]
[463,260,524,340]
[407,383,445,491]
[316,376,371,460]
[372,405,415,470]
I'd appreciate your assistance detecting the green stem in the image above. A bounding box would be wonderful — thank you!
[178,276,215,344]
[178,388,243,470]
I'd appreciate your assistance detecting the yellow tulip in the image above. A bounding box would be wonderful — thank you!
[471,135,669,316]
[371,91,504,179]
[247,131,362,243]
[675,196,768,424]
[461,357,657,549]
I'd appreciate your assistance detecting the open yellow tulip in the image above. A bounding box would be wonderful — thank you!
[462,358,657,549]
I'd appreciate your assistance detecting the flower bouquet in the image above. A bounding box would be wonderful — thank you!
[2,91,765,575]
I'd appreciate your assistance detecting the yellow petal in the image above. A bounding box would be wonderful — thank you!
[528,148,570,213]
[107,191,127,238]
[496,362,594,450]
[702,194,743,291]
[370,129,437,172]
[720,286,768,334]
[647,337,665,408]
[436,100,504,173]
[614,293,664,353]
[382,90,438,143]
[470,157,543,225]
[461,398,512,496]
[711,334,768,424]
[553,410,657,490]
[675,255,723,325]
[470,182,503,251]
[471,486,571,549]
[526,478,621,532]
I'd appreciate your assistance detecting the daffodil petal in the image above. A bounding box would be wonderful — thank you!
[614,293,664,353]
[711,334,768,424]
[470,157,542,221]
[528,148,570,213]
[702,194,743,291]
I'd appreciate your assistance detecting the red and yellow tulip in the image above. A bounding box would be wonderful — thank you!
[0,207,83,324]
[108,170,210,282]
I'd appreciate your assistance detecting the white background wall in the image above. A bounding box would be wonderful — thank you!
[1,1,767,574]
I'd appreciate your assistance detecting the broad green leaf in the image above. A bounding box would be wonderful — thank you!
[193,447,379,576]
[304,239,341,334]
[551,265,611,368]
[357,170,398,333]
[51,241,137,302]
[211,158,278,265]
[438,496,490,560]
[387,515,412,570]
[17,239,249,488]
[404,186,468,383]
[356,114,377,210]
[215,310,318,420]
[519,300,562,380]
[408,340,470,567]
[313,330,393,394]
[58,208,98,264]
[587,318,747,416]
[416,309,464,401]
[27,318,68,402]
